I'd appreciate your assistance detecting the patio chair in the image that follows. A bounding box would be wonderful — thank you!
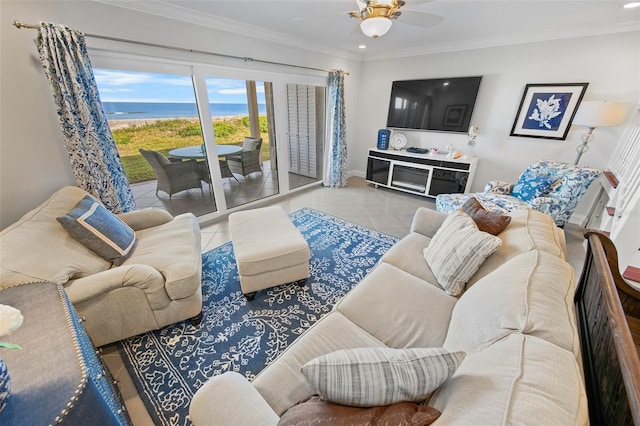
[196,159,239,194]
[435,160,601,227]
[139,149,203,199]
[227,137,263,178]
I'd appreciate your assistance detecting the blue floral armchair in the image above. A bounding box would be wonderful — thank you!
[436,160,601,227]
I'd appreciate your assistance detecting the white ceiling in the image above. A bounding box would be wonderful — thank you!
[97,0,640,61]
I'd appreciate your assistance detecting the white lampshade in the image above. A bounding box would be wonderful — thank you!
[573,101,627,128]
[360,17,392,38]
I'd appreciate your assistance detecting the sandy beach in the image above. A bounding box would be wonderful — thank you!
[108,115,248,131]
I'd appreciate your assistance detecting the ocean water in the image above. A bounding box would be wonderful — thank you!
[102,102,266,120]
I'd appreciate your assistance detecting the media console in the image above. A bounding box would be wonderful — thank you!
[366,148,478,198]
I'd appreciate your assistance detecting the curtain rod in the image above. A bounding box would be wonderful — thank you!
[12,20,349,76]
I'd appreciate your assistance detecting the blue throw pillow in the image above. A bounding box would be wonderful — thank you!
[57,195,136,265]
[511,170,556,202]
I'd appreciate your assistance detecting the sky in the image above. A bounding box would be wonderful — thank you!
[93,68,265,104]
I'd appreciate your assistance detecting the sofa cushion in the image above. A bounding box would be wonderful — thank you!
[466,209,566,288]
[428,334,588,425]
[57,195,136,265]
[336,262,456,348]
[423,211,501,296]
[512,169,557,201]
[124,212,201,300]
[0,186,110,287]
[380,232,440,286]
[462,197,511,235]
[301,347,465,407]
[443,250,579,355]
[253,311,387,416]
[279,396,441,426]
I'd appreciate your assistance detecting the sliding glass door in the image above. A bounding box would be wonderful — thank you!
[202,77,279,209]
[91,53,330,221]
[94,68,217,217]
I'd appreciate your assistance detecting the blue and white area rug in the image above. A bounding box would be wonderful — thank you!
[118,208,398,426]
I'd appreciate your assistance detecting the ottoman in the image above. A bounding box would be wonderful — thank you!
[229,206,310,300]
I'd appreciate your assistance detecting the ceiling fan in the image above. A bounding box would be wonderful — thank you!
[348,0,442,38]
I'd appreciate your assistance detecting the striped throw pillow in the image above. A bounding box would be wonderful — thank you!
[424,210,501,296]
[301,347,465,407]
[57,195,136,265]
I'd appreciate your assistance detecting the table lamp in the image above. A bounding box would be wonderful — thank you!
[571,101,627,164]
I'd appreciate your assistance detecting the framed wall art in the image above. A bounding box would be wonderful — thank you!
[510,83,588,140]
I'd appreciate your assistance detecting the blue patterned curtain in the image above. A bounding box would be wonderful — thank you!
[327,70,348,188]
[35,22,136,213]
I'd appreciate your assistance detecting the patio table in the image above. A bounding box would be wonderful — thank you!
[168,144,242,159]
[169,145,243,182]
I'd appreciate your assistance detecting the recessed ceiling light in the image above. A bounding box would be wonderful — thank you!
[358,45,367,49]
[623,2,640,8]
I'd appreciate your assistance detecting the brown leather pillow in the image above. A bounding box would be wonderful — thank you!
[462,197,512,235]
[278,396,441,426]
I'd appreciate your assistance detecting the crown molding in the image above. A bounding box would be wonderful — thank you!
[363,21,640,62]
[93,0,364,62]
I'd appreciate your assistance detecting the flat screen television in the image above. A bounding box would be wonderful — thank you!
[386,76,482,133]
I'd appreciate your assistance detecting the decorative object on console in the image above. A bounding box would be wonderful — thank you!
[571,100,628,164]
[406,147,429,154]
[390,133,407,150]
[377,129,391,150]
[468,125,479,146]
[510,83,589,140]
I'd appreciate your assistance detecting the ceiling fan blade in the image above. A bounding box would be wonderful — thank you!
[397,10,443,29]
[404,0,434,5]
[293,11,353,22]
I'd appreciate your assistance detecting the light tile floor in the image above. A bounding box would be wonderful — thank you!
[101,176,587,425]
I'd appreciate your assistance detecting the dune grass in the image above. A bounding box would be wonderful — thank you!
[112,116,270,183]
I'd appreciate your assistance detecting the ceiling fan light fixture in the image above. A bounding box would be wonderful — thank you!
[360,16,392,38]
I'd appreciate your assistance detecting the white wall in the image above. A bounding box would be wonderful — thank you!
[0,0,362,228]
[351,32,640,190]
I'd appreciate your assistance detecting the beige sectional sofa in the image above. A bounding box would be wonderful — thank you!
[0,186,203,346]
[190,207,587,425]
